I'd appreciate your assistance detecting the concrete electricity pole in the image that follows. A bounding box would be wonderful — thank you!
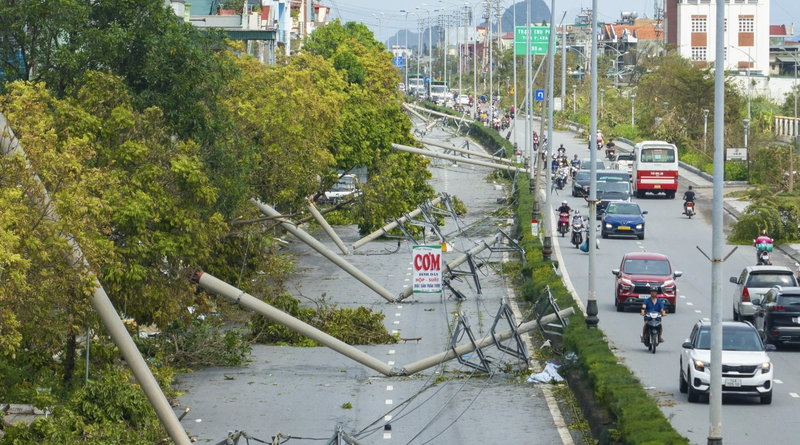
[543,0,556,261]
[585,1,599,327]
[708,0,726,442]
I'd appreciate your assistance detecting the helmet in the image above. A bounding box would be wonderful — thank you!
[649,286,660,294]
[761,230,767,236]
[574,210,580,216]
[560,144,564,148]
[562,200,568,205]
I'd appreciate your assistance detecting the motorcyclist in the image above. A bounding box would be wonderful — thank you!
[754,230,774,264]
[557,144,567,156]
[596,130,604,148]
[570,154,581,168]
[556,200,572,215]
[551,155,559,173]
[533,132,539,150]
[683,186,696,215]
[605,139,616,159]
[641,286,666,344]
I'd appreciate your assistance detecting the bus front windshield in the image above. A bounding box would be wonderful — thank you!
[640,148,675,163]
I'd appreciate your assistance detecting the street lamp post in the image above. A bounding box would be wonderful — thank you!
[401,10,418,91]
[703,109,710,151]
[371,14,382,44]
[417,5,438,101]
[572,84,577,115]
[743,118,751,183]
[630,93,636,132]
[600,89,605,118]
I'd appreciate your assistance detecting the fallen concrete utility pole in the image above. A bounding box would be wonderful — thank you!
[405,103,472,124]
[189,269,572,377]
[190,270,395,375]
[397,232,502,300]
[250,199,396,302]
[0,114,192,445]
[392,144,528,175]
[398,308,574,375]
[307,200,348,255]
[402,103,431,123]
[352,196,444,250]
[420,139,513,165]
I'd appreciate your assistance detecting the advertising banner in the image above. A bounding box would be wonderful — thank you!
[412,245,443,295]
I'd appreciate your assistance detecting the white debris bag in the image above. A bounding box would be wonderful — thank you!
[526,361,564,383]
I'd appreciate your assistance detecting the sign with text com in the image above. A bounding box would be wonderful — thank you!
[412,245,443,295]
[514,26,550,56]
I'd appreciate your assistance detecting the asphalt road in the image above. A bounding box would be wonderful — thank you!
[537,124,800,444]
[175,123,578,444]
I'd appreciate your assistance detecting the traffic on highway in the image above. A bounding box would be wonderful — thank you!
[544,132,800,444]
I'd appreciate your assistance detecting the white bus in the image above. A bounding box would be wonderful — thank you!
[632,141,679,199]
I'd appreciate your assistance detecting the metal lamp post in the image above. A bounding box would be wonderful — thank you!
[417,5,437,101]
[630,93,636,132]
[600,89,605,118]
[401,10,418,91]
[572,84,577,115]
[744,118,750,182]
[703,109,710,151]
[371,14,382,43]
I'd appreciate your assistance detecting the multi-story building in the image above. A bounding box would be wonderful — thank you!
[666,0,770,75]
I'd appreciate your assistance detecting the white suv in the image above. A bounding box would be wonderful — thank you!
[679,320,775,404]
[730,266,797,321]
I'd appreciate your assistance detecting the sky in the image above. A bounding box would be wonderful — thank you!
[324,0,800,42]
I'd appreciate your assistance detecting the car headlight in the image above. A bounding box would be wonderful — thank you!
[635,224,643,230]
[694,360,708,372]
[605,223,612,229]
[762,362,771,374]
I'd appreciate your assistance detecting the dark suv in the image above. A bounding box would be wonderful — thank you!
[753,285,800,345]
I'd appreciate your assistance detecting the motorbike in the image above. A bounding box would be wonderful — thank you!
[755,240,773,265]
[606,147,616,161]
[597,141,604,150]
[685,201,695,219]
[555,169,569,190]
[558,211,570,237]
[570,164,579,179]
[571,219,585,248]
[643,312,663,354]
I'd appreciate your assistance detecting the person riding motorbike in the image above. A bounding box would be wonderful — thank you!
[557,144,567,156]
[570,154,581,168]
[556,200,572,215]
[605,139,616,159]
[683,186,696,215]
[754,230,774,264]
[551,155,559,173]
[641,286,666,344]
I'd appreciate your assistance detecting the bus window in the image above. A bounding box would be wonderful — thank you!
[640,148,675,163]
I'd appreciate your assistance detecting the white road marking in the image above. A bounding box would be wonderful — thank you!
[387,361,395,366]
[686,302,693,306]
[392,329,399,334]
[695,310,702,313]
[388,350,395,355]
[774,379,783,384]
[395,313,401,317]
[404,278,410,281]
[383,433,392,439]
[386,385,393,391]
[790,393,799,398]
[396,305,403,309]
[385,399,393,404]
[402,285,408,288]
[679,295,686,299]
[392,321,400,325]
[385,415,392,421]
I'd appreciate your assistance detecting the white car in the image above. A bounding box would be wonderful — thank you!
[323,174,361,203]
[679,320,775,404]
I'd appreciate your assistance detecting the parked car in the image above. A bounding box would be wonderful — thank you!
[680,320,775,404]
[612,251,682,313]
[572,169,591,197]
[752,285,800,345]
[601,201,647,239]
[322,174,361,204]
[596,180,632,218]
[730,266,797,321]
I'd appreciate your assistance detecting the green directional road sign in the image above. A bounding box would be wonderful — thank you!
[514,26,550,56]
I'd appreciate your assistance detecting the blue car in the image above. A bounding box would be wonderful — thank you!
[601,202,647,240]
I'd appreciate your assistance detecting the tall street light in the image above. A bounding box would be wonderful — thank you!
[780,47,799,140]
[441,1,464,96]
[600,89,605,118]
[467,1,487,118]
[743,118,751,184]
[401,10,418,92]
[703,109,710,151]
[371,14,382,44]
[729,45,754,121]
[630,93,636,132]
[417,5,438,100]
[572,84,576,115]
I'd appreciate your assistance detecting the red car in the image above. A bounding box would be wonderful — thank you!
[612,252,683,313]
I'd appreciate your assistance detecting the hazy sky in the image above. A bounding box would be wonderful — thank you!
[325,0,799,41]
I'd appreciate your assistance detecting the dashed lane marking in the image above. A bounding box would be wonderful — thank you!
[790,393,799,398]
[385,399,393,404]
[686,302,694,306]
[775,379,783,384]
[386,385,393,391]
[695,310,702,313]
